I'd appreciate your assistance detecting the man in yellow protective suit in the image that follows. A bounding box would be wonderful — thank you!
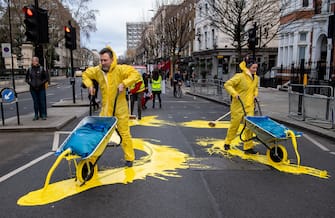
[82,47,141,167]
[224,59,259,154]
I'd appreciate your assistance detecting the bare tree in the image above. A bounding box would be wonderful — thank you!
[164,1,195,73]
[206,0,288,60]
[60,0,98,42]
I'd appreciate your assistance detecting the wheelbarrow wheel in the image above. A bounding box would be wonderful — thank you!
[76,160,98,183]
[266,144,288,164]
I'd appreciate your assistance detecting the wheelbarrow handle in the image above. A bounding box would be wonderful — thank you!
[237,96,247,116]
[237,96,262,116]
[254,98,262,116]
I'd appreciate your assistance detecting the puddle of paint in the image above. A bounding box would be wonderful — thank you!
[196,137,329,179]
[129,116,175,127]
[18,138,190,206]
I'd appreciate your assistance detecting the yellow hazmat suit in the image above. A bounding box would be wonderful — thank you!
[224,61,259,150]
[82,47,140,161]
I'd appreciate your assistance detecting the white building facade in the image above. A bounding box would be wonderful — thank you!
[193,0,279,82]
[277,0,333,82]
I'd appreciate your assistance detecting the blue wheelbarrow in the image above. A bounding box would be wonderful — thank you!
[42,116,119,190]
[42,90,122,189]
[239,98,302,165]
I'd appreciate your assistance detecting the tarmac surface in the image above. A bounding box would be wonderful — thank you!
[1,76,334,141]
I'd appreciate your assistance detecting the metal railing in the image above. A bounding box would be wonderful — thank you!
[189,79,231,104]
[288,84,334,129]
[189,79,335,129]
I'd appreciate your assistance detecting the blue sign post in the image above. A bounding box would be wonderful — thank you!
[1,88,20,125]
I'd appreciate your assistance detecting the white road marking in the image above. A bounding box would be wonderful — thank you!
[0,152,53,183]
[303,133,330,152]
[52,131,70,151]
[0,131,71,183]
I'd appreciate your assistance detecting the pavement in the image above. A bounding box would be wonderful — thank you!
[0,76,89,132]
[1,77,334,141]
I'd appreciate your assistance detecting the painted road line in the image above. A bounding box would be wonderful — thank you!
[0,152,54,183]
[304,134,330,152]
[52,131,71,151]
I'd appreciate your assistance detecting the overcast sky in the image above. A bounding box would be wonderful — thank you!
[85,0,156,56]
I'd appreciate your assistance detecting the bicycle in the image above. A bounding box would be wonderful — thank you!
[175,80,182,98]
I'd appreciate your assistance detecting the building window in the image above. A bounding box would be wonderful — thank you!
[298,46,306,62]
[299,32,307,42]
[302,0,309,7]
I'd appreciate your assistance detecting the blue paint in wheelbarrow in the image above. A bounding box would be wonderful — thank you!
[245,116,302,143]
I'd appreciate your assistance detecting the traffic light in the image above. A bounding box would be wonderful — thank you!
[64,26,77,50]
[23,5,39,42]
[23,5,49,43]
[38,8,49,43]
[248,24,258,51]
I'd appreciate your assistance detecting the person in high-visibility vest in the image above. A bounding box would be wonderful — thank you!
[151,70,162,108]
[129,75,146,119]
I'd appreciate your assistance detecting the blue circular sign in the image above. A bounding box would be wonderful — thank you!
[1,88,15,103]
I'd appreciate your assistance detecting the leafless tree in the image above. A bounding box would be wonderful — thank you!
[206,0,289,61]
[60,0,98,42]
[163,1,195,73]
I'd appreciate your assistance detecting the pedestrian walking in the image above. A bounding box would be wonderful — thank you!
[223,58,259,154]
[25,56,49,120]
[173,70,182,97]
[82,46,141,167]
[151,70,162,108]
[129,74,146,119]
[89,79,99,111]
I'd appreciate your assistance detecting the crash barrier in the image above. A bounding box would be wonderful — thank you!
[190,79,231,104]
[288,84,334,129]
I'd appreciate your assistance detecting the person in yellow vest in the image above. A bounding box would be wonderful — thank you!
[82,46,140,167]
[151,70,162,108]
[129,74,146,119]
[224,59,259,154]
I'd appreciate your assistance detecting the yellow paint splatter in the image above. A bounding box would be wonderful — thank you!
[17,138,190,206]
[180,120,230,129]
[129,116,175,127]
[196,137,329,179]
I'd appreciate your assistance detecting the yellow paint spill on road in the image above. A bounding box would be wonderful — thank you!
[180,120,230,128]
[17,138,190,206]
[196,137,329,179]
[129,116,175,127]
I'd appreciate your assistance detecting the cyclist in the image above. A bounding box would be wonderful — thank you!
[173,70,183,97]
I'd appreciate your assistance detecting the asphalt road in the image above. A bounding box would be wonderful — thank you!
[0,85,334,218]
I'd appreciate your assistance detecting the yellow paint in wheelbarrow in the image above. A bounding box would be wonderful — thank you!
[196,137,329,179]
[17,138,190,206]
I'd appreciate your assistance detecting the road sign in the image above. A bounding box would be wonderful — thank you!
[1,88,16,104]
[1,43,11,58]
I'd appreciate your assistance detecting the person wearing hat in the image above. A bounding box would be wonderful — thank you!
[82,46,140,167]
[223,58,259,154]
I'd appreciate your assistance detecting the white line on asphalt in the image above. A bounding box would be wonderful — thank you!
[0,152,54,183]
[52,131,70,151]
[303,134,330,152]
[330,152,335,155]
